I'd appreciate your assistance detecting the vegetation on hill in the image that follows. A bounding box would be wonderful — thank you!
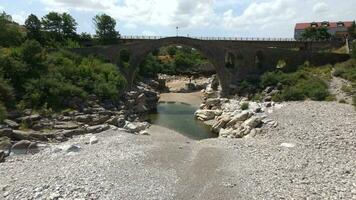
[0,12,126,122]
[138,46,209,77]
[333,58,356,106]
[302,27,331,41]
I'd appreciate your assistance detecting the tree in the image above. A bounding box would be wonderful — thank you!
[61,13,77,39]
[42,12,63,34]
[348,21,356,39]
[25,14,43,43]
[0,12,24,47]
[302,27,331,41]
[93,14,119,45]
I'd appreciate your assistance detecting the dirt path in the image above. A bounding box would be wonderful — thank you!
[329,70,353,104]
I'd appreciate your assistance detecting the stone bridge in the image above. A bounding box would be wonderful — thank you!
[71,37,349,96]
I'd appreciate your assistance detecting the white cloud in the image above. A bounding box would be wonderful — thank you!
[12,11,28,25]
[313,2,328,13]
[142,30,156,36]
[39,0,356,37]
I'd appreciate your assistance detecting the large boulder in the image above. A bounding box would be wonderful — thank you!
[86,124,110,134]
[0,128,13,138]
[242,116,262,129]
[124,122,150,133]
[226,111,251,127]
[3,119,20,129]
[194,110,222,121]
[211,115,231,133]
[11,140,37,150]
[106,116,126,127]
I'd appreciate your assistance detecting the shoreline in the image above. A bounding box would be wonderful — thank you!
[158,91,203,107]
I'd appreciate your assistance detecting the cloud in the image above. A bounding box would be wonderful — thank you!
[38,0,356,37]
[313,2,328,13]
[12,11,28,25]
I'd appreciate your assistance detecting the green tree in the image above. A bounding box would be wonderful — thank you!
[61,13,78,39]
[348,21,356,39]
[93,14,119,45]
[0,12,24,47]
[25,14,43,43]
[302,27,331,40]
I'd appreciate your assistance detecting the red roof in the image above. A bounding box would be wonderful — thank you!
[295,21,354,30]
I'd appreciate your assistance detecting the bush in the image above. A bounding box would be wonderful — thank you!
[240,102,249,110]
[352,41,356,59]
[0,102,6,122]
[262,68,330,102]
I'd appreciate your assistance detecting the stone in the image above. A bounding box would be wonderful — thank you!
[280,143,296,148]
[249,102,262,113]
[16,114,41,124]
[124,122,150,133]
[211,116,230,133]
[264,86,274,94]
[205,98,221,107]
[0,128,13,138]
[74,114,94,123]
[89,136,99,145]
[219,128,234,138]
[32,119,53,131]
[0,150,5,163]
[242,117,262,129]
[86,124,110,134]
[194,110,222,121]
[3,119,20,129]
[139,130,150,136]
[61,144,81,153]
[54,121,79,130]
[226,111,251,127]
[106,116,118,126]
[0,136,11,152]
[11,140,37,150]
[61,128,87,138]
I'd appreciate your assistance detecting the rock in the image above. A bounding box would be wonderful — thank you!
[89,136,99,145]
[0,150,5,163]
[54,121,79,130]
[74,114,93,124]
[242,117,262,128]
[249,102,262,113]
[264,86,274,94]
[226,111,251,127]
[89,115,111,126]
[280,143,296,148]
[61,144,81,153]
[264,96,272,102]
[124,122,150,133]
[205,98,221,107]
[211,116,230,133]
[86,124,110,134]
[0,128,13,138]
[106,116,126,127]
[194,110,222,121]
[16,114,41,124]
[61,128,87,138]
[32,119,53,131]
[0,136,11,152]
[11,140,37,150]
[139,130,150,136]
[219,128,234,138]
[12,130,49,141]
[3,119,20,129]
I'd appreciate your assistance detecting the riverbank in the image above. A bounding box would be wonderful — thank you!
[159,92,203,106]
[1,101,355,199]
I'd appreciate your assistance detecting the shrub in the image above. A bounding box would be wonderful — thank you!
[240,102,249,110]
[352,41,356,59]
[0,102,6,122]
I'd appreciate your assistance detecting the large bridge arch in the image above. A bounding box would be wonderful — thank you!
[119,37,233,96]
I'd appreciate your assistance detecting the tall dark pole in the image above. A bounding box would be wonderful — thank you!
[176,26,179,37]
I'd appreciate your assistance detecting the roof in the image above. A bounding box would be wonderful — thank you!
[295,21,354,30]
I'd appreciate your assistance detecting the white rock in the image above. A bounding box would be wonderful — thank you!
[89,136,99,145]
[280,143,296,148]
[61,144,81,153]
[242,116,262,128]
[124,121,150,133]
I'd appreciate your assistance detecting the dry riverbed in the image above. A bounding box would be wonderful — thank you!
[0,99,355,199]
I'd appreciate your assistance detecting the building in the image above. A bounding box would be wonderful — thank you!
[294,21,354,40]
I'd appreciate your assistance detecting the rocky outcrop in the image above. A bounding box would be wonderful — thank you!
[195,81,281,139]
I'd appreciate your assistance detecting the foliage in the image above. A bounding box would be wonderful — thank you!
[93,14,119,45]
[0,102,6,122]
[348,21,356,39]
[302,27,331,41]
[240,102,249,110]
[138,46,208,77]
[0,12,24,47]
[25,14,43,43]
[333,59,356,82]
[261,68,331,101]
[352,41,356,59]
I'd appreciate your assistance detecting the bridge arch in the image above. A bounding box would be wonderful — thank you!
[121,37,232,96]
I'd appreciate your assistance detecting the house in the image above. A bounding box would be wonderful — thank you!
[294,21,354,40]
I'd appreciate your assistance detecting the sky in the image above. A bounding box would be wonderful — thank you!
[0,0,355,38]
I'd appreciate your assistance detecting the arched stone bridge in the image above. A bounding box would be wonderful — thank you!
[71,37,349,96]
